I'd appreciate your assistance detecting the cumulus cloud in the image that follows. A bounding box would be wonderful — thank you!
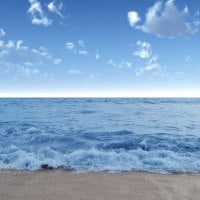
[0,29,6,37]
[128,0,198,38]
[127,11,140,27]
[47,1,64,18]
[28,0,52,26]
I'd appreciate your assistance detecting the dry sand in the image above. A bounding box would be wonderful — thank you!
[0,170,200,200]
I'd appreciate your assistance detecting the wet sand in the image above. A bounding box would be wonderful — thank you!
[0,170,200,200]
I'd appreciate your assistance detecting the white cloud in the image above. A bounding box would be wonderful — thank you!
[145,63,159,71]
[3,62,40,78]
[134,40,162,76]
[135,63,161,77]
[66,42,76,51]
[28,0,65,26]
[0,37,62,78]
[134,41,151,59]
[65,40,89,56]
[128,0,198,38]
[47,1,64,18]
[78,50,89,56]
[6,40,15,49]
[0,40,4,47]
[0,29,6,37]
[31,46,62,64]
[108,59,117,67]
[127,11,140,27]
[28,0,52,26]
[95,52,100,60]
[0,39,28,50]
[16,40,28,50]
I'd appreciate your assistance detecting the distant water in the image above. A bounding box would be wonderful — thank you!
[0,98,200,173]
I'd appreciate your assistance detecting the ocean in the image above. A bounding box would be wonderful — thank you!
[0,98,200,173]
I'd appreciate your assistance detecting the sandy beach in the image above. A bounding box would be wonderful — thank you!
[0,170,199,200]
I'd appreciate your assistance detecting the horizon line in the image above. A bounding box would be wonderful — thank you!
[0,90,200,98]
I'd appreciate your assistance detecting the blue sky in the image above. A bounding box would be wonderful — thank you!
[0,0,200,97]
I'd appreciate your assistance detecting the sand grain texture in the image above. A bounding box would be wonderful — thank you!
[0,170,200,200]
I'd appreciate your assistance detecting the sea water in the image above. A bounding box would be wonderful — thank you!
[0,98,200,173]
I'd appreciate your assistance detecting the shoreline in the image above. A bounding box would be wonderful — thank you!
[0,170,200,200]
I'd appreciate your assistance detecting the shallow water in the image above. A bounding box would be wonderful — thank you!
[0,98,200,173]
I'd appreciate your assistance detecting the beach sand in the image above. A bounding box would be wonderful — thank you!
[0,170,200,200]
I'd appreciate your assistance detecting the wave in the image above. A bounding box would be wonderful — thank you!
[0,128,200,173]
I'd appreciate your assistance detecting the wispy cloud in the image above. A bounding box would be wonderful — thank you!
[47,1,64,18]
[134,41,152,59]
[89,73,99,80]
[108,59,133,69]
[134,41,161,76]
[17,66,39,78]
[128,0,199,38]
[0,35,62,78]
[53,58,62,65]
[185,54,192,63]
[0,28,6,37]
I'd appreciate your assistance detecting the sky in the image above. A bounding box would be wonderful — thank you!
[0,0,200,97]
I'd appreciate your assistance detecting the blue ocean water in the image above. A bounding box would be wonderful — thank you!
[0,98,200,173]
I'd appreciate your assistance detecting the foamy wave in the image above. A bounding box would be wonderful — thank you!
[0,145,200,173]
